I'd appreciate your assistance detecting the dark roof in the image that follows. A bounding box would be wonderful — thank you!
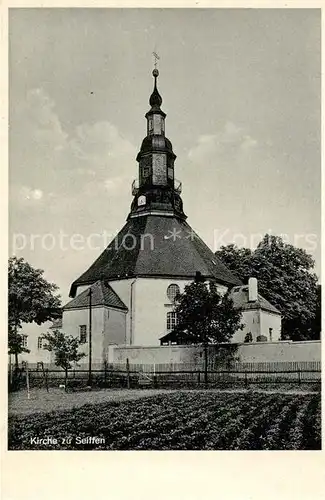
[49,317,63,329]
[160,330,193,345]
[65,280,127,311]
[69,215,242,297]
[137,135,175,159]
[229,285,281,315]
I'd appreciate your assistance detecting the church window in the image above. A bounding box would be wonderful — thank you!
[269,328,273,342]
[21,335,28,348]
[79,325,87,343]
[37,337,43,349]
[167,311,177,331]
[167,284,180,303]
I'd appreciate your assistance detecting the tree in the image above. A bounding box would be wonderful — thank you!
[8,257,61,368]
[42,330,86,390]
[309,284,321,340]
[174,280,243,344]
[174,280,243,385]
[216,235,319,341]
[215,244,252,283]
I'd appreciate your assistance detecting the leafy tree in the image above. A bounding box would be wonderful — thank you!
[42,330,86,390]
[8,257,61,368]
[215,244,252,283]
[216,235,319,341]
[174,280,243,344]
[313,284,321,338]
[174,279,243,384]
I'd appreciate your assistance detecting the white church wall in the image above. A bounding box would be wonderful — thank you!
[131,277,228,346]
[17,321,52,366]
[109,278,134,343]
[103,308,127,353]
[62,306,105,365]
[132,277,190,345]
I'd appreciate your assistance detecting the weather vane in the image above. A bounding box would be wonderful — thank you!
[152,51,160,69]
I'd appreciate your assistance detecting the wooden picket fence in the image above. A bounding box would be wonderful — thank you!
[10,360,321,390]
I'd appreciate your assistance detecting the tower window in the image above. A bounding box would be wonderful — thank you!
[167,284,180,303]
[79,325,87,343]
[37,337,43,349]
[167,311,178,331]
[148,117,154,134]
[153,114,162,134]
[142,166,150,178]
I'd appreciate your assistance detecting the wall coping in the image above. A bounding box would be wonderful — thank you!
[111,340,321,350]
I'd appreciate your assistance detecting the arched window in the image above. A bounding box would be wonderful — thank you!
[167,311,177,331]
[167,284,180,303]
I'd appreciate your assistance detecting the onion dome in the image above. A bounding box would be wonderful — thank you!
[149,69,163,108]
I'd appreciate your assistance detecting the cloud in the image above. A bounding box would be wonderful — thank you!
[69,121,136,176]
[11,185,44,206]
[11,88,137,209]
[104,177,126,192]
[188,121,258,164]
[19,88,68,152]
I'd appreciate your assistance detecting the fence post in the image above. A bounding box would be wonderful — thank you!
[244,371,248,388]
[9,356,13,390]
[25,362,30,399]
[45,369,49,392]
[197,370,201,386]
[298,368,301,385]
[41,363,49,393]
[104,361,107,386]
[126,358,130,389]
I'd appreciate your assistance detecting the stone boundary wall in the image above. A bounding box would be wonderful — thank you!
[108,340,321,365]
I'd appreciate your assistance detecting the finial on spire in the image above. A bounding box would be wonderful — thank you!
[149,51,162,107]
[152,51,160,70]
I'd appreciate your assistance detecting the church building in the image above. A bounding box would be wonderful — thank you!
[55,68,281,365]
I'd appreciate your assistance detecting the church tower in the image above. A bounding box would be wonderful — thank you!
[68,66,241,347]
[129,68,185,220]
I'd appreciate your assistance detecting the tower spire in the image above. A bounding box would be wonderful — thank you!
[128,65,186,221]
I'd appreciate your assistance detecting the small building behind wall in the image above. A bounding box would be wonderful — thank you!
[229,278,281,343]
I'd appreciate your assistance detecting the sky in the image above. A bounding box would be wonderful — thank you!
[9,8,321,304]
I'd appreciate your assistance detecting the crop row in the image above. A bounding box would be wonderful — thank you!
[8,391,321,450]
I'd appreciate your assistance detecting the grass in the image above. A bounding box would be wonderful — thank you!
[8,390,321,450]
[8,387,176,416]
